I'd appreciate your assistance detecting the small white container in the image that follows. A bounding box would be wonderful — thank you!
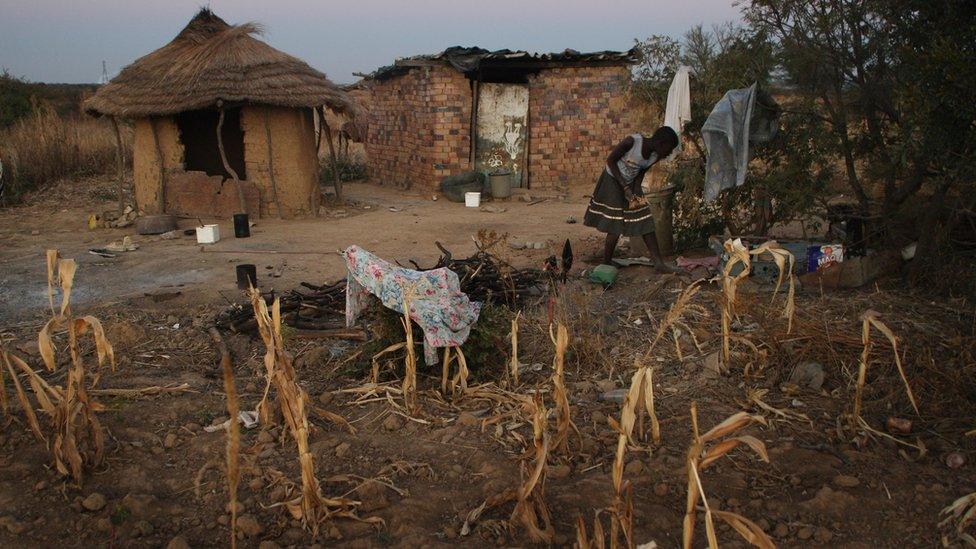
[464,192,481,208]
[196,224,220,244]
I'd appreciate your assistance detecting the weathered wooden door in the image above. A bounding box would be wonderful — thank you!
[475,83,528,187]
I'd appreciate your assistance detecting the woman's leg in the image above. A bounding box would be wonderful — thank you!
[641,232,683,272]
[603,233,621,266]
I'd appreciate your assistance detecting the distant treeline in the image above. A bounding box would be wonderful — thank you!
[0,71,97,128]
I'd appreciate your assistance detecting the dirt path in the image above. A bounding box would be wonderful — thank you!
[0,182,595,322]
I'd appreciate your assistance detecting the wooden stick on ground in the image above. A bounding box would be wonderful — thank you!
[209,327,240,549]
[216,103,247,213]
[320,107,343,202]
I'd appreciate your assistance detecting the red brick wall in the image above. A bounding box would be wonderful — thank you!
[527,66,635,192]
[360,65,472,191]
[359,64,632,193]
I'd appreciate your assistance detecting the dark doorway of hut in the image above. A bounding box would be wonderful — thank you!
[176,107,246,181]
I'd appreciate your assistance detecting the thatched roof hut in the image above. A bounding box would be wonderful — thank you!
[85,9,353,218]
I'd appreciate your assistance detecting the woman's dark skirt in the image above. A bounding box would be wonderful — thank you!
[583,171,655,237]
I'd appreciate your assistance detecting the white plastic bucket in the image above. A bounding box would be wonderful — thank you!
[464,192,481,208]
[196,224,220,244]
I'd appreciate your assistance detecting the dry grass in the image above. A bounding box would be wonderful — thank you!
[0,107,128,200]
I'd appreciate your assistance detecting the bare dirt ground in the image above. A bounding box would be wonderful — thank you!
[1,177,974,548]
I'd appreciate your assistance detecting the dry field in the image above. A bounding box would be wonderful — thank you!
[0,177,974,548]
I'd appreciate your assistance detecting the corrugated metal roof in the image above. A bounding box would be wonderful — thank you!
[366,46,638,81]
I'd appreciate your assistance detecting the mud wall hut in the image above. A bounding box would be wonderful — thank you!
[84,9,355,218]
[353,47,637,193]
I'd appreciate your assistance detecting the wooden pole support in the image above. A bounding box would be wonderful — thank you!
[217,104,247,214]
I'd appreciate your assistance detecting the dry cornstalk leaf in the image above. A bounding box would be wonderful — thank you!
[58,258,77,318]
[711,509,775,549]
[38,317,59,372]
[684,402,772,549]
[748,388,809,425]
[247,288,369,535]
[2,349,47,442]
[550,323,577,454]
[52,319,106,485]
[509,394,553,544]
[46,249,60,315]
[510,311,521,385]
[940,492,976,543]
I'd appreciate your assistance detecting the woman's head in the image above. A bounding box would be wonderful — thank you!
[648,126,679,158]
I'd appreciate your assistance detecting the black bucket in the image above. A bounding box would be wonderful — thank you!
[233,213,250,238]
[236,264,257,289]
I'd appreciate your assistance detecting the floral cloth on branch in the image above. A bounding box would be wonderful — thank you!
[344,245,482,365]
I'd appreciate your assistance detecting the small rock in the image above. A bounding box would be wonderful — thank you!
[183,422,202,433]
[886,417,912,434]
[244,382,258,393]
[355,482,390,512]
[318,391,334,406]
[457,411,480,427]
[597,389,627,404]
[82,493,107,512]
[946,452,966,469]
[624,460,643,476]
[0,516,29,535]
[814,527,834,543]
[166,536,190,549]
[833,474,860,487]
[248,477,264,491]
[217,514,229,526]
[163,432,178,449]
[653,483,669,497]
[34,480,47,491]
[789,361,825,390]
[703,351,725,376]
[281,527,305,542]
[134,520,154,536]
[797,526,813,540]
[258,541,281,549]
[773,523,789,538]
[236,514,263,537]
[335,442,351,458]
[756,518,770,531]
[383,415,402,431]
[508,241,527,250]
[589,412,607,426]
[594,379,616,393]
[94,518,112,532]
[257,430,275,444]
[550,464,571,479]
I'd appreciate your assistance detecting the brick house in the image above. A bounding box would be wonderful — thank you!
[354,47,638,193]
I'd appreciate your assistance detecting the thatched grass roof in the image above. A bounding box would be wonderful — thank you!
[85,9,354,118]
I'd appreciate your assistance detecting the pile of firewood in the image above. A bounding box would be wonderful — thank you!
[215,243,549,336]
